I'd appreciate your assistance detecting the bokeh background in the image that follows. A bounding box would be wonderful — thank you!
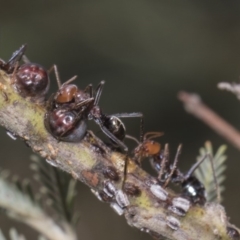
[1,1,240,239]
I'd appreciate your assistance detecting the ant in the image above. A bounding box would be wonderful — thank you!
[131,132,219,205]
[0,44,50,102]
[45,65,143,152]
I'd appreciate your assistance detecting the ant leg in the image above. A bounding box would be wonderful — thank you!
[163,144,182,188]
[98,123,129,189]
[94,81,105,106]
[98,124,128,152]
[125,134,139,144]
[184,154,208,180]
[84,84,93,97]
[158,144,169,182]
[109,112,143,118]
[74,98,94,110]
[10,61,19,84]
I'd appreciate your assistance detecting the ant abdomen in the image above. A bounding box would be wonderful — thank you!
[104,116,126,142]
[44,108,87,142]
[181,176,206,205]
[14,63,50,102]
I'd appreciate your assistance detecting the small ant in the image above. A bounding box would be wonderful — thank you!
[131,132,219,205]
[45,65,143,152]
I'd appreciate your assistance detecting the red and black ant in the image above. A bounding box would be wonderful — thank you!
[44,65,143,152]
[0,44,50,103]
[130,132,219,205]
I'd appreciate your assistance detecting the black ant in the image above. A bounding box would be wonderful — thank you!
[131,132,219,205]
[45,65,143,152]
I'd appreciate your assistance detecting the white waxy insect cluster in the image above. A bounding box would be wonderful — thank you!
[103,180,117,198]
[116,190,130,208]
[110,202,124,216]
[166,216,181,230]
[168,197,191,216]
[150,184,168,201]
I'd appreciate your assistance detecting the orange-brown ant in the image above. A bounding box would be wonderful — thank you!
[129,132,219,205]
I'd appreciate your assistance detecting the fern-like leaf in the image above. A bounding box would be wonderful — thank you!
[194,141,227,203]
[30,155,78,225]
[0,228,26,240]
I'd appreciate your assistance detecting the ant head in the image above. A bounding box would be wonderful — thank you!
[134,140,161,158]
[44,108,87,142]
[15,63,50,100]
[55,84,78,103]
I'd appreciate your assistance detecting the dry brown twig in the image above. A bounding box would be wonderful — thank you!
[178,91,240,151]
[0,70,238,240]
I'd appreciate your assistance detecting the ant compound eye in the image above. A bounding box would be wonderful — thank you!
[44,109,87,142]
[15,63,49,101]
[55,84,78,103]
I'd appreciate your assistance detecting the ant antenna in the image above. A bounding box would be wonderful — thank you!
[158,143,169,181]
[144,132,164,141]
[48,65,77,89]
[163,144,182,188]
[125,134,140,145]
[94,81,105,106]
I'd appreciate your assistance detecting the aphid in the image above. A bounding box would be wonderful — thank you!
[132,132,219,205]
[115,189,130,208]
[103,180,117,196]
[0,45,26,73]
[166,216,181,230]
[150,184,168,201]
[103,166,119,181]
[123,182,140,196]
[110,202,124,216]
[168,197,190,216]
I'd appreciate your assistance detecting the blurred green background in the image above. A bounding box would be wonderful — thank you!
[1,1,240,239]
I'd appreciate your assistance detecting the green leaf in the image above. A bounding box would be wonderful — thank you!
[30,155,78,225]
[195,141,227,203]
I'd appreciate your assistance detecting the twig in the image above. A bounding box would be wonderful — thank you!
[0,71,238,240]
[178,91,240,151]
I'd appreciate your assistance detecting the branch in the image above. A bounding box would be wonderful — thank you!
[178,91,240,151]
[0,70,238,240]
